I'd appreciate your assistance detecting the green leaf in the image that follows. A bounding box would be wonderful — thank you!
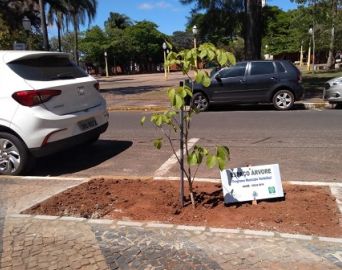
[185,50,193,60]
[140,116,146,126]
[174,94,184,109]
[217,157,226,171]
[195,71,204,84]
[199,49,207,59]
[202,75,211,87]
[184,86,193,97]
[168,88,176,101]
[187,152,198,166]
[165,40,173,50]
[153,138,163,149]
[218,51,228,66]
[177,87,187,98]
[206,155,217,168]
[217,146,230,160]
[208,50,215,61]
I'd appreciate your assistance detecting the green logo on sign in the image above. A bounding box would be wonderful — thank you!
[268,186,276,194]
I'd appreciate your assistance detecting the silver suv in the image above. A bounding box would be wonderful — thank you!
[192,60,303,111]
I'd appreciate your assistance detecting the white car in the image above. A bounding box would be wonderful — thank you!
[0,51,109,175]
[324,76,342,105]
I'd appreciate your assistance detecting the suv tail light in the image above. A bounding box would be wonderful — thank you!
[12,90,61,107]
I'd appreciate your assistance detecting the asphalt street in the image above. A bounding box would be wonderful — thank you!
[29,109,342,182]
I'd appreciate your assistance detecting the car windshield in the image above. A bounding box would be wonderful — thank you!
[7,55,88,81]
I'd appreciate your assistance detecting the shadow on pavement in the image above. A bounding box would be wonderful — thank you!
[98,78,134,83]
[30,139,133,176]
[208,103,307,112]
[100,85,166,95]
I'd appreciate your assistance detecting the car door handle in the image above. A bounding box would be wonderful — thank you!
[270,77,278,81]
[240,79,246,84]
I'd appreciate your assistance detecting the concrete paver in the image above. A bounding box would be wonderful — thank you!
[1,215,341,270]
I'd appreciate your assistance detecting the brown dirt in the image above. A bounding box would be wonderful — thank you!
[23,178,342,237]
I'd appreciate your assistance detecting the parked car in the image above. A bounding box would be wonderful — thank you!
[191,60,303,111]
[0,51,109,175]
[324,76,342,105]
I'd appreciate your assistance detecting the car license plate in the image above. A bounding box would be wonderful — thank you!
[78,117,97,131]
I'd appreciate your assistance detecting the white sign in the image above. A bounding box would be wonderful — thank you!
[220,164,284,204]
[13,42,26,50]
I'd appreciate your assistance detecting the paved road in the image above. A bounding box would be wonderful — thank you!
[29,110,342,182]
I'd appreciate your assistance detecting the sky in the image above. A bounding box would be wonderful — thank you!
[50,0,299,36]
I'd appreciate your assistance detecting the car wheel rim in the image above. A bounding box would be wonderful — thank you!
[0,139,20,173]
[193,95,208,110]
[276,92,292,109]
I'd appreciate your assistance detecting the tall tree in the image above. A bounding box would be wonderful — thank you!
[39,0,49,50]
[0,0,40,31]
[326,0,337,68]
[47,0,67,52]
[180,0,263,59]
[104,12,132,32]
[244,0,262,59]
[292,0,342,68]
[65,0,97,65]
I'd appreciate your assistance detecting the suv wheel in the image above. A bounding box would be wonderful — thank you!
[272,90,294,110]
[0,132,30,175]
[192,92,209,112]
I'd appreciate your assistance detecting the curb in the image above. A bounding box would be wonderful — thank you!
[7,213,342,244]
[106,102,331,112]
[301,101,331,110]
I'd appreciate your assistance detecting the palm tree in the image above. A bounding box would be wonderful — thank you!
[104,12,132,31]
[180,0,263,59]
[39,0,49,50]
[65,0,97,65]
[47,0,67,51]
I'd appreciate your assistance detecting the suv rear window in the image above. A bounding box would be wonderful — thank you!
[250,62,275,75]
[275,62,286,73]
[7,55,88,81]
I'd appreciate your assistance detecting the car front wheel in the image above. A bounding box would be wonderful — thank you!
[272,90,294,110]
[192,92,209,112]
[0,132,30,175]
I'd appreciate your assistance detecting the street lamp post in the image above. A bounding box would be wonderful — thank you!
[192,25,198,68]
[308,27,315,73]
[307,36,311,71]
[162,42,167,80]
[104,51,109,77]
[22,16,31,50]
[264,44,269,60]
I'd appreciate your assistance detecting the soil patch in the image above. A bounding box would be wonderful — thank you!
[23,178,342,237]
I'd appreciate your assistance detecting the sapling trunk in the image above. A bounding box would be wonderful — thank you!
[188,176,196,207]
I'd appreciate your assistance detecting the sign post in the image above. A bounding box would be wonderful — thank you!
[220,164,284,204]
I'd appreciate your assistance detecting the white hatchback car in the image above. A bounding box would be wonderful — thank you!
[0,51,109,175]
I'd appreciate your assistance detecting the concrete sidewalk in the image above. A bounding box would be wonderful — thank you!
[0,177,341,270]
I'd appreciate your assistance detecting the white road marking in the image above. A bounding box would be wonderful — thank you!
[154,138,199,177]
